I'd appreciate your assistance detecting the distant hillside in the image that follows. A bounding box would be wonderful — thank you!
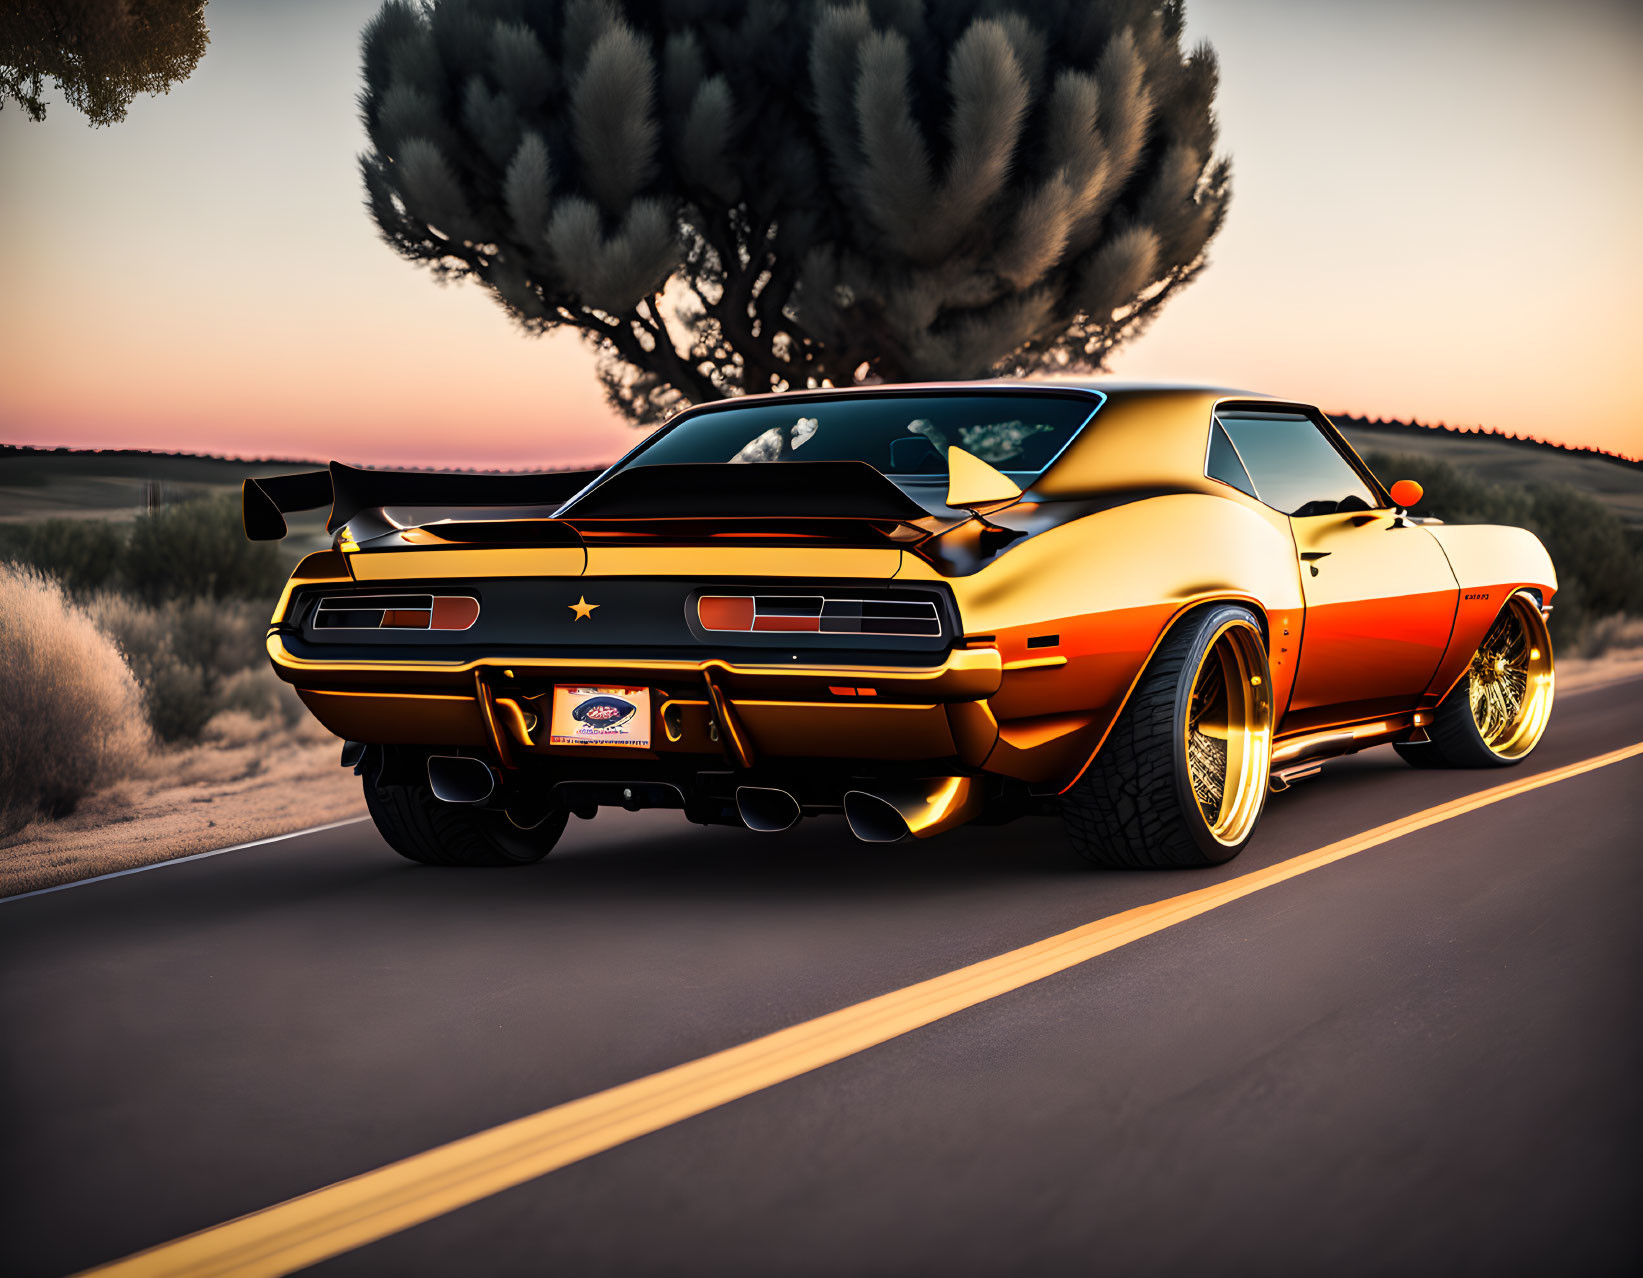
[0,447,324,524]
[1331,417,1643,530]
[0,446,587,525]
[1332,414,1639,469]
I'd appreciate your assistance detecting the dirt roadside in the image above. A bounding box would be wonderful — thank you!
[0,713,363,898]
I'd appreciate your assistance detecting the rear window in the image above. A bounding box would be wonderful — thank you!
[613,392,1102,485]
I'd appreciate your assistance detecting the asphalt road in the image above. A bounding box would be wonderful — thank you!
[3,678,1642,1278]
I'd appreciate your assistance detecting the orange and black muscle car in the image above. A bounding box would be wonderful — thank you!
[245,383,1557,868]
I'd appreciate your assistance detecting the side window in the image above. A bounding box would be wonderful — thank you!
[1216,411,1380,517]
[1206,419,1257,498]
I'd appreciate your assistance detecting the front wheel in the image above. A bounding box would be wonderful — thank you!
[1396,591,1554,770]
[1061,604,1274,869]
[363,776,567,866]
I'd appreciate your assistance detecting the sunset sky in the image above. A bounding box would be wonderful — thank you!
[1,0,1639,468]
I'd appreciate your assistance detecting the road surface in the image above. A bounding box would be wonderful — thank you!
[3,678,1641,1277]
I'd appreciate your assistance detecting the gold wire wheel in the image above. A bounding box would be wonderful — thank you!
[1466,593,1555,759]
[1184,621,1274,846]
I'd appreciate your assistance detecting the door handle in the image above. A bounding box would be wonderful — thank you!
[1301,551,1331,576]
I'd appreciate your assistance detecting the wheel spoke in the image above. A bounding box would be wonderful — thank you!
[1468,603,1542,746]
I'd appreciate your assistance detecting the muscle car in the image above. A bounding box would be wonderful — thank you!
[245,383,1557,869]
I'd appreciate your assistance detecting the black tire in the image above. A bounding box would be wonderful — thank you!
[1060,603,1272,869]
[1394,679,1517,768]
[363,777,567,866]
[1396,592,1554,770]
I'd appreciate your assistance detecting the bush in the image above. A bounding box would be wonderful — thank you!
[0,493,286,605]
[1577,614,1643,660]
[121,492,286,603]
[86,593,269,743]
[0,519,128,594]
[0,565,151,836]
[1364,452,1643,646]
[215,664,307,729]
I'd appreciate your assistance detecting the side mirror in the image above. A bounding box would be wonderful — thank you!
[1389,479,1423,510]
[945,446,1022,511]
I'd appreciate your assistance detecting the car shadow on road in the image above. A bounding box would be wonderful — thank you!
[439,809,1091,901]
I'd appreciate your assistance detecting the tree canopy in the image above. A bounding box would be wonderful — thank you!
[360,0,1231,423]
[0,0,209,126]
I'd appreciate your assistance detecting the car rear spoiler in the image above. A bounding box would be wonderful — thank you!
[558,461,933,522]
[241,462,606,541]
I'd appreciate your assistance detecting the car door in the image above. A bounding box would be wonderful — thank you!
[1213,407,1458,730]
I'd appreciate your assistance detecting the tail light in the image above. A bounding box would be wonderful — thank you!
[314,594,479,631]
[696,594,941,637]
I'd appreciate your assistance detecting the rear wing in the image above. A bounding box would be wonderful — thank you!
[242,462,606,541]
[558,461,932,521]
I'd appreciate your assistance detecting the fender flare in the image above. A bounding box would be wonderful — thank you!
[1050,593,1273,796]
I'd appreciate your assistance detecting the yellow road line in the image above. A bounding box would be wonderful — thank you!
[82,742,1643,1278]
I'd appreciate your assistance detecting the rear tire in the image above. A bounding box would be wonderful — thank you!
[364,777,567,866]
[1061,604,1273,869]
[1396,591,1554,770]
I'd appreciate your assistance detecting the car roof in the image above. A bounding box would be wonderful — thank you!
[681,378,1273,406]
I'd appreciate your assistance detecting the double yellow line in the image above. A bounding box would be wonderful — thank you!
[83,742,1643,1277]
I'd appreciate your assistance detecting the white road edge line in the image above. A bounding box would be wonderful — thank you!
[1,817,371,905]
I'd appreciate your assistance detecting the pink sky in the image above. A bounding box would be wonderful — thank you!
[1,0,1639,468]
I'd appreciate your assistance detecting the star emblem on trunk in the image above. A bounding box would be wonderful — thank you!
[568,596,599,621]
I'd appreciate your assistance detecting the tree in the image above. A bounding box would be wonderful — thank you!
[360,0,1230,423]
[0,0,209,126]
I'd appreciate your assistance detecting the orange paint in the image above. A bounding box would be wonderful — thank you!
[1286,588,1458,722]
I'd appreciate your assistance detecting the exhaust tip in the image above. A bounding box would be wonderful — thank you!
[427,755,496,805]
[735,786,801,833]
[843,791,910,843]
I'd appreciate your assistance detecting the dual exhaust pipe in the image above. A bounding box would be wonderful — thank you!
[429,756,983,843]
[736,777,982,843]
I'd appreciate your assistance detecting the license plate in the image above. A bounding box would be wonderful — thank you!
[548,685,651,748]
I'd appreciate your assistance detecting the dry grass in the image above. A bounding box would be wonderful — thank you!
[0,565,151,836]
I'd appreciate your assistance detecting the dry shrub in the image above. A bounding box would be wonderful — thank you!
[1577,614,1643,659]
[215,663,308,729]
[85,593,269,742]
[0,565,151,835]
[201,709,275,749]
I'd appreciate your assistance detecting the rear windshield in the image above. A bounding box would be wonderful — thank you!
[612,392,1102,485]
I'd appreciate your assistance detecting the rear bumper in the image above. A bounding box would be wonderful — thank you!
[268,635,1003,766]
